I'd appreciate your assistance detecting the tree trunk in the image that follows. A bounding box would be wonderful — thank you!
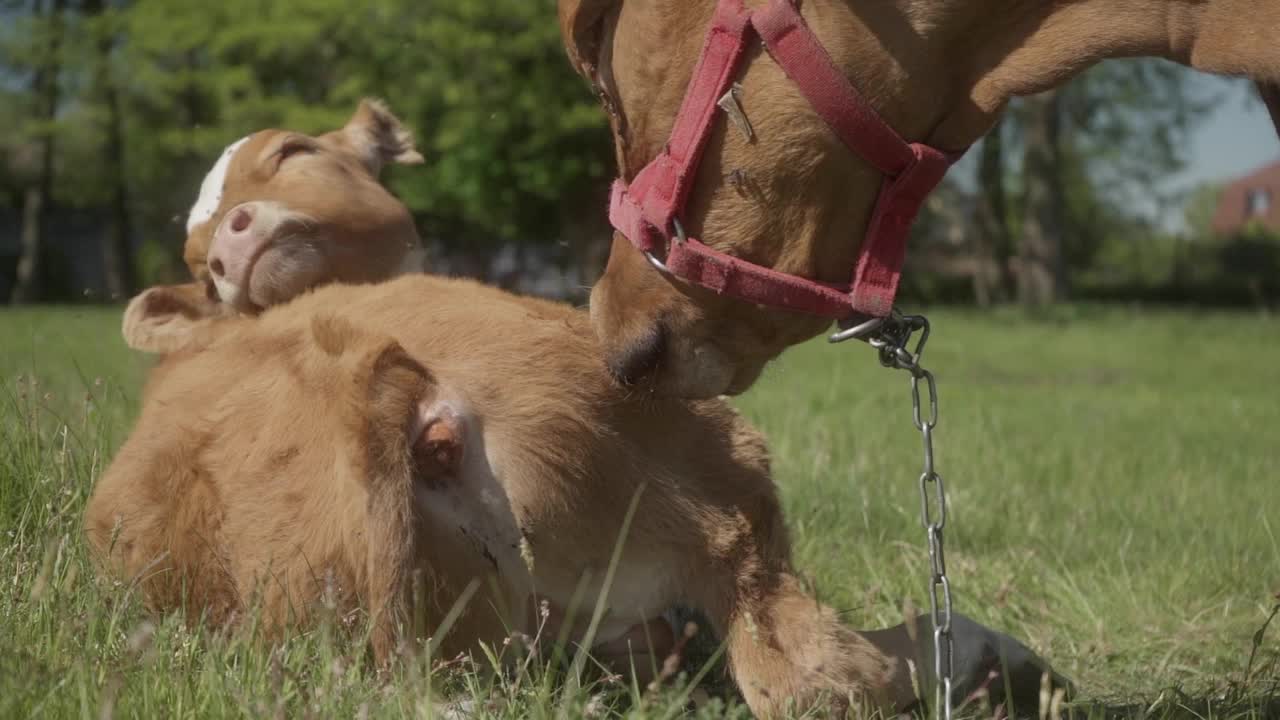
[85,0,136,301]
[14,187,47,303]
[11,0,65,304]
[1017,90,1068,306]
[971,119,1012,305]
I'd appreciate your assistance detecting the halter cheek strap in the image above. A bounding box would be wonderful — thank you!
[608,0,961,320]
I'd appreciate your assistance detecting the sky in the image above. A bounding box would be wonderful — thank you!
[1173,74,1280,191]
[947,71,1280,233]
[1146,73,1279,233]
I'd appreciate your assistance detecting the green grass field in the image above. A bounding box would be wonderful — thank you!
[2,304,1277,718]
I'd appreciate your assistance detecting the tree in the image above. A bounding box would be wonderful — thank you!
[971,119,1012,305]
[117,0,612,284]
[84,0,135,300]
[10,0,65,304]
[1016,89,1067,305]
[997,60,1214,304]
[1182,183,1222,241]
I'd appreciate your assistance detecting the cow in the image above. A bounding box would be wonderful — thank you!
[559,0,1280,398]
[87,274,1065,718]
[122,99,427,354]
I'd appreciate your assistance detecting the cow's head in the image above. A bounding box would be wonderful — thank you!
[561,0,1280,398]
[124,99,424,353]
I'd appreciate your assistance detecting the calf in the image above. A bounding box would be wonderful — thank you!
[91,274,911,716]
[88,275,1066,716]
[123,99,426,353]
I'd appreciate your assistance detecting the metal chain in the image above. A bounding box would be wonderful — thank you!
[831,310,954,720]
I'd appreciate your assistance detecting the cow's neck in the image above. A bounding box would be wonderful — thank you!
[1163,0,1280,79]
[933,0,1280,148]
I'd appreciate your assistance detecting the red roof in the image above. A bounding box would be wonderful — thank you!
[1211,159,1280,235]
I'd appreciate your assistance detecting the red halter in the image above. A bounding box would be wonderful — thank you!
[608,0,963,320]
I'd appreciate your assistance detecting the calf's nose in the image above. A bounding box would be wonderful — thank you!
[207,203,262,291]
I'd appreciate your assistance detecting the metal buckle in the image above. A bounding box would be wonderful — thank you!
[829,308,931,368]
[642,217,687,276]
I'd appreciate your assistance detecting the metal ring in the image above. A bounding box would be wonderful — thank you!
[641,217,688,276]
[670,217,687,244]
[829,306,910,344]
[828,315,887,344]
[643,249,672,275]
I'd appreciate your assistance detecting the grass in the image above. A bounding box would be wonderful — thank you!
[1,303,1278,718]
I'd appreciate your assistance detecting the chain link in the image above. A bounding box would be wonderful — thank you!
[831,311,954,720]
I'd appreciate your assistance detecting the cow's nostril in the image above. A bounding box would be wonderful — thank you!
[607,322,667,386]
[229,207,252,233]
[209,258,225,277]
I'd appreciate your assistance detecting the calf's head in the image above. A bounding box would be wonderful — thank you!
[123,99,424,352]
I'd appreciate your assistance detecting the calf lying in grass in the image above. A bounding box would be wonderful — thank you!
[123,99,427,353]
[86,275,1066,717]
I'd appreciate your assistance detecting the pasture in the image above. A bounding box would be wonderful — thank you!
[1,304,1277,718]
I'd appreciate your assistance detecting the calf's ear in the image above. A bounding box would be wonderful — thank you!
[122,282,230,354]
[411,400,464,480]
[341,98,425,176]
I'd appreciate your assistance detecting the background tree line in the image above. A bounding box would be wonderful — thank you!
[2,0,1276,307]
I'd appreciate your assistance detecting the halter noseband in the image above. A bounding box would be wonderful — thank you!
[608,0,963,321]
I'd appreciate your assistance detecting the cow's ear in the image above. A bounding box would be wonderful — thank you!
[122,282,232,354]
[558,0,616,79]
[341,98,424,176]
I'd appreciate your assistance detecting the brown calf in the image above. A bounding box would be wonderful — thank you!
[123,99,425,354]
[88,275,904,717]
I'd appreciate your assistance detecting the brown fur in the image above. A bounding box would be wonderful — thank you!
[123,99,425,352]
[85,275,901,717]
[559,0,1280,398]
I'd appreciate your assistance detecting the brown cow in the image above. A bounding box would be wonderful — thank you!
[86,274,1063,717]
[559,0,1280,398]
[123,99,426,354]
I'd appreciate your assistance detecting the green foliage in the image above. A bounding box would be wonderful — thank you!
[1187,223,1280,297]
[2,0,611,283]
[1182,182,1223,239]
[1003,60,1216,278]
[118,0,610,248]
[373,0,613,244]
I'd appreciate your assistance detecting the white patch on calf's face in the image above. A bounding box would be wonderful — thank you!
[187,136,250,234]
[212,274,244,308]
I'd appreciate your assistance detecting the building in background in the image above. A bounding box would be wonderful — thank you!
[1211,160,1280,235]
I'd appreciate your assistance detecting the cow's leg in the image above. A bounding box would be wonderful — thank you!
[681,487,896,718]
